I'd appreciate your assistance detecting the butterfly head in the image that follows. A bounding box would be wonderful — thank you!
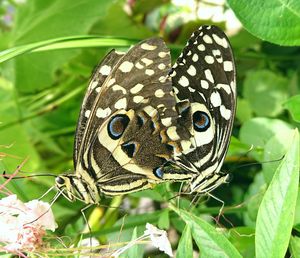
[55,174,99,204]
[55,175,76,202]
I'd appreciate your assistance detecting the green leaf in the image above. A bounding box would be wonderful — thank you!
[236,97,253,123]
[176,225,193,258]
[255,129,300,258]
[262,133,292,183]
[227,227,255,258]
[227,0,300,46]
[243,70,288,117]
[121,227,143,258]
[239,117,292,160]
[0,36,135,64]
[243,173,266,227]
[227,136,252,158]
[290,236,300,258]
[5,0,114,93]
[172,207,242,258]
[284,95,300,122]
[158,209,170,230]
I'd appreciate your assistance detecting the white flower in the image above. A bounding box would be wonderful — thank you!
[21,199,57,231]
[144,223,173,257]
[112,223,173,257]
[0,195,57,253]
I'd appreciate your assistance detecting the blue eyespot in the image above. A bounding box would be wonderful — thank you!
[108,114,130,140]
[153,166,164,179]
[193,111,210,132]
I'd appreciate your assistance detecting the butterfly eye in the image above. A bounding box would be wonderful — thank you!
[56,176,65,185]
[193,111,210,132]
[108,114,130,140]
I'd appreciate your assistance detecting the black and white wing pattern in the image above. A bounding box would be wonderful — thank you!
[169,25,236,193]
[55,25,236,203]
[73,50,125,167]
[56,38,179,203]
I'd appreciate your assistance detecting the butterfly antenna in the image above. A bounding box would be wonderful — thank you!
[3,170,57,180]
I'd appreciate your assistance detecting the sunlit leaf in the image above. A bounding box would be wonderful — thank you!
[255,129,299,258]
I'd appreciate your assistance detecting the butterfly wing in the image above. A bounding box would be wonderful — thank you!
[170,25,236,192]
[74,50,125,166]
[76,38,178,195]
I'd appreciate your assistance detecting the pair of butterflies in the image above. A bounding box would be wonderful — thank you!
[55,25,236,204]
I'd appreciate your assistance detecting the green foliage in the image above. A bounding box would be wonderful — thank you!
[228,0,300,45]
[0,0,300,257]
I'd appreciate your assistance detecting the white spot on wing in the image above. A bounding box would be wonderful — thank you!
[155,89,165,98]
[99,65,111,76]
[181,140,192,153]
[223,61,233,71]
[178,76,189,87]
[90,81,98,89]
[159,76,167,82]
[204,55,214,64]
[167,126,180,141]
[144,105,157,117]
[96,107,111,118]
[187,65,196,76]
[112,85,126,94]
[130,83,144,94]
[158,63,166,70]
[197,44,205,51]
[85,110,91,118]
[220,105,231,120]
[107,78,116,86]
[133,95,144,103]
[158,52,168,58]
[203,35,213,44]
[161,117,172,127]
[119,61,134,73]
[135,62,144,69]
[114,98,127,109]
[192,53,199,62]
[212,34,228,48]
[200,80,209,89]
[141,43,157,50]
[169,70,176,77]
[141,58,153,66]
[210,92,222,107]
[216,83,231,94]
[188,87,196,92]
[145,69,154,76]
[204,69,214,83]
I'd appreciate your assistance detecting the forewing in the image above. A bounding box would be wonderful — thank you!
[74,50,124,166]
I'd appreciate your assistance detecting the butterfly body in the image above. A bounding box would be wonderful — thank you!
[56,25,236,204]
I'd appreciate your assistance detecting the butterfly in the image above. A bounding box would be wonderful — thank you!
[55,25,236,204]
